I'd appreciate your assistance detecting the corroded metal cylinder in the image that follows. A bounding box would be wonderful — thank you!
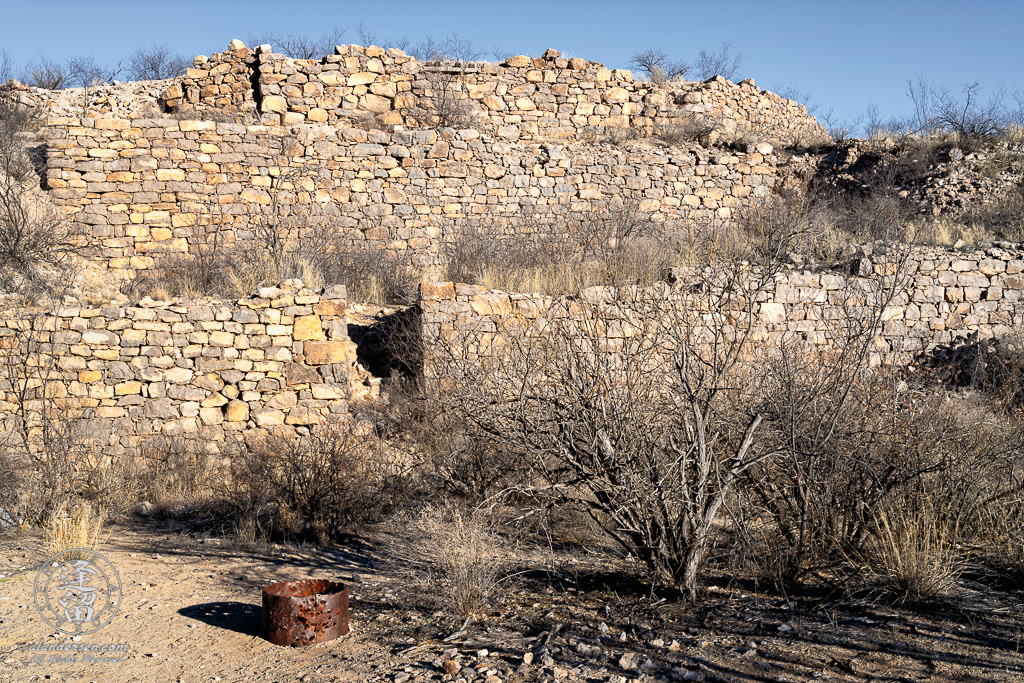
[262,579,350,647]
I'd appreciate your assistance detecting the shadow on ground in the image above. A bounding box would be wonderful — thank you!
[178,601,262,637]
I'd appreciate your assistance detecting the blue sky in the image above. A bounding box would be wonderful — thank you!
[2,0,1021,133]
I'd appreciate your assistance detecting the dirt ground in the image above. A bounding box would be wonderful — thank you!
[2,520,1023,683]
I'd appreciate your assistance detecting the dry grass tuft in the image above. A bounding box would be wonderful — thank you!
[858,503,966,604]
[387,503,514,617]
[443,205,678,296]
[46,499,103,554]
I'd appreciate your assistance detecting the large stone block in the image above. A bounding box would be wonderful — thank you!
[304,340,357,365]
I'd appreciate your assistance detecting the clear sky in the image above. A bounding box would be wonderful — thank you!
[2,0,1021,133]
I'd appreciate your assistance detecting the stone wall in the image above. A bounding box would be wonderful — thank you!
[42,116,782,274]
[160,39,259,115]
[419,242,1024,373]
[0,280,378,455]
[158,42,829,148]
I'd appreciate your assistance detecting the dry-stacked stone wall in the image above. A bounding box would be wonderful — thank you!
[419,243,1024,372]
[158,42,829,148]
[160,39,259,115]
[42,116,781,274]
[0,281,378,454]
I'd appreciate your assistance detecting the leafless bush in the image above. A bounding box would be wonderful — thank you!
[630,48,689,84]
[125,44,189,81]
[820,107,862,143]
[0,97,83,292]
[432,217,805,600]
[694,41,743,81]
[23,55,116,90]
[654,113,716,147]
[385,503,514,617]
[737,188,841,262]
[402,33,483,130]
[917,329,1024,410]
[746,332,1024,594]
[934,82,1006,153]
[129,437,218,515]
[379,379,530,503]
[248,26,348,59]
[126,220,239,300]
[961,185,1024,242]
[403,70,475,130]
[830,187,916,243]
[228,426,420,544]
[0,49,14,82]
[0,447,21,531]
[0,308,93,521]
[318,244,419,305]
[408,33,483,64]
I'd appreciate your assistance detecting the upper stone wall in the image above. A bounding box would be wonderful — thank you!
[157,42,829,148]
[42,116,783,275]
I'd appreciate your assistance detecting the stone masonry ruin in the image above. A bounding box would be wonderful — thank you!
[12,40,829,278]
[3,40,1022,450]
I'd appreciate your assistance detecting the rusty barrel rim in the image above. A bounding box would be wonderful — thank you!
[262,578,350,647]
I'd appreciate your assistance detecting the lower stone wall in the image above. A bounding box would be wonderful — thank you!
[0,281,378,455]
[419,243,1024,374]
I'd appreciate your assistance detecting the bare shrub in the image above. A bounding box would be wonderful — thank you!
[23,55,116,90]
[317,244,419,305]
[386,503,513,617]
[748,326,1024,592]
[916,329,1024,411]
[403,70,475,130]
[0,49,15,82]
[0,97,82,292]
[129,438,219,515]
[228,426,420,544]
[128,222,238,299]
[380,379,529,503]
[829,186,916,243]
[125,44,189,81]
[934,82,1006,153]
[749,357,944,580]
[0,313,93,523]
[248,26,348,59]
[630,48,689,84]
[694,41,743,81]
[654,113,716,147]
[820,107,863,143]
[433,219,804,600]
[402,33,483,130]
[0,446,22,531]
[408,32,483,64]
[961,185,1024,242]
[738,189,841,262]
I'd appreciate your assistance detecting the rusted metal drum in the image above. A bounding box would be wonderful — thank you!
[262,579,350,647]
